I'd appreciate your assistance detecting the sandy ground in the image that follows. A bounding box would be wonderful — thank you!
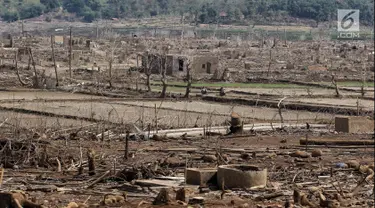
[289,97,374,111]
[0,89,103,100]
[0,111,93,129]
[0,99,333,130]
[227,87,375,97]
[119,100,333,121]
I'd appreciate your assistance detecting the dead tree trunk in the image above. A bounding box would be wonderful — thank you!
[87,149,96,176]
[14,51,27,86]
[108,60,113,88]
[28,48,38,88]
[27,55,31,71]
[331,74,340,97]
[69,27,72,78]
[361,66,366,97]
[144,52,152,92]
[160,56,167,98]
[184,60,192,98]
[124,131,129,160]
[267,49,272,77]
[146,72,151,92]
[50,36,59,86]
[278,97,287,126]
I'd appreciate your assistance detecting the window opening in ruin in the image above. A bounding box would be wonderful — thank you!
[206,62,212,74]
[202,64,205,69]
[179,59,184,71]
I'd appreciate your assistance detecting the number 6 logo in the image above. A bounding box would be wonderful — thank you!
[341,11,356,30]
[338,9,360,32]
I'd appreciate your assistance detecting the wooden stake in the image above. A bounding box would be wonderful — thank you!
[15,50,27,86]
[86,170,110,189]
[50,35,59,86]
[154,104,158,134]
[69,26,72,78]
[284,29,287,45]
[56,158,62,172]
[28,47,38,87]
[87,149,96,176]
[0,168,3,188]
[125,131,129,160]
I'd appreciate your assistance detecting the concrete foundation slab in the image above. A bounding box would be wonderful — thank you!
[217,165,267,189]
[335,116,374,133]
[185,168,217,186]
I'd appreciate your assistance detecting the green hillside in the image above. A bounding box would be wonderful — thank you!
[0,0,373,26]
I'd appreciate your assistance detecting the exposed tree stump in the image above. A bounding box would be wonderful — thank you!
[229,112,243,134]
[175,187,186,202]
[153,188,170,205]
[87,149,96,176]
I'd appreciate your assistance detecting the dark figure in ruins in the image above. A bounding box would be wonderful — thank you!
[220,87,226,96]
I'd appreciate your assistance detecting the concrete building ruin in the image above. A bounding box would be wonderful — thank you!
[139,52,219,76]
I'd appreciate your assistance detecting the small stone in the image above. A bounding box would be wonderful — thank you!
[66,202,78,208]
[359,165,370,173]
[347,160,360,170]
[240,153,250,159]
[199,187,210,193]
[188,197,205,205]
[311,149,322,157]
[201,155,217,163]
[308,186,320,193]
[177,200,187,205]
[335,162,348,168]
[239,203,249,208]
[162,157,185,167]
[152,134,163,141]
[290,150,310,158]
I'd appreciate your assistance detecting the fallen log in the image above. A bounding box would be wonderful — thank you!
[255,191,284,201]
[85,170,111,189]
[300,139,374,146]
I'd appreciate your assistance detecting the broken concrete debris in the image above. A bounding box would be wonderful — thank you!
[335,116,374,133]
[186,168,217,186]
[217,165,267,189]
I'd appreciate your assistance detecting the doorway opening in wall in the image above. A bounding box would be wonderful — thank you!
[206,62,211,74]
[179,59,184,71]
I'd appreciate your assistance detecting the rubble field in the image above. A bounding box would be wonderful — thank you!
[0,23,374,208]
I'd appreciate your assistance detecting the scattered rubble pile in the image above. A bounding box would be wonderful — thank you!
[0,122,372,207]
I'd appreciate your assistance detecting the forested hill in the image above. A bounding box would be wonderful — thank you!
[0,0,373,26]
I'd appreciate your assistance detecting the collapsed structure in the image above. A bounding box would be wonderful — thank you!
[140,52,219,76]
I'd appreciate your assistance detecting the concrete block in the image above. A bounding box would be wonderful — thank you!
[217,165,267,189]
[335,116,374,133]
[186,168,217,186]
